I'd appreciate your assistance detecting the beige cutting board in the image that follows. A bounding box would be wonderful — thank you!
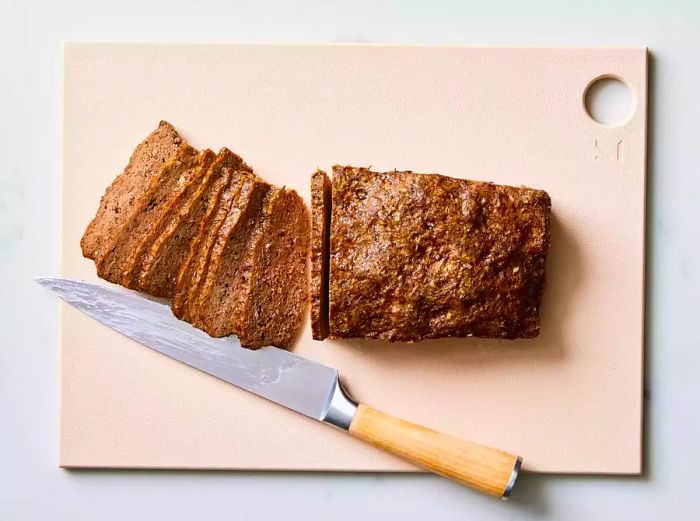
[61,43,646,474]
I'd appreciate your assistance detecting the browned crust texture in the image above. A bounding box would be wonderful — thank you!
[310,170,331,340]
[95,144,207,285]
[136,149,250,298]
[81,121,184,260]
[235,188,310,349]
[328,166,551,341]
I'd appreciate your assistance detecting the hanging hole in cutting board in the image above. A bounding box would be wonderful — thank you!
[584,76,634,126]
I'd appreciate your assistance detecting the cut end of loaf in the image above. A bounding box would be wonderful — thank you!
[310,169,332,340]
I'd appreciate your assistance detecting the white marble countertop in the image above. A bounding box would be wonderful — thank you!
[1,1,698,519]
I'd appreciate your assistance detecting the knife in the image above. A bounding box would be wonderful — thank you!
[38,277,522,498]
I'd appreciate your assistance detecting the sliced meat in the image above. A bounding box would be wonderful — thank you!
[82,121,311,349]
[135,149,250,298]
[310,169,331,340]
[234,188,310,349]
[120,149,218,290]
[95,145,212,285]
[194,176,271,334]
[81,121,184,260]
[171,164,236,321]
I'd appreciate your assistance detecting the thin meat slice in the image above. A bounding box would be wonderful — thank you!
[135,149,250,298]
[171,166,235,321]
[172,168,257,323]
[120,149,218,290]
[95,145,210,285]
[81,121,184,260]
[193,176,271,333]
[310,170,331,340]
[234,188,310,349]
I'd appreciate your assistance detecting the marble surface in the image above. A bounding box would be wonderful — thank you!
[1,1,698,519]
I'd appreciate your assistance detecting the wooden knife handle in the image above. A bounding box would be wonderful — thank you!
[348,404,522,498]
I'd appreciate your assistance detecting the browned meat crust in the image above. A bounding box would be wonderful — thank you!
[328,166,551,341]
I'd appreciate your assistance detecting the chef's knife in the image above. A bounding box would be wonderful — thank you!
[38,277,521,498]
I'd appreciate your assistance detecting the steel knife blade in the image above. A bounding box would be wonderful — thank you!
[38,277,521,498]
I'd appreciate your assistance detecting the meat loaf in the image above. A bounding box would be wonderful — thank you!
[328,166,551,341]
[121,149,219,290]
[136,149,251,298]
[234,188,309,349]
[310,169,331,340]
[81,121,184,260]
[171,161,236,321]
[194,175,270,335]
[95,145,213,285]
[172,163,254,323]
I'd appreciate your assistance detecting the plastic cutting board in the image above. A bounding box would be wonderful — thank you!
[61,43,647,473]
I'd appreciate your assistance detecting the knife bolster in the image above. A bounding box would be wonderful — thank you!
[322,378,358,430]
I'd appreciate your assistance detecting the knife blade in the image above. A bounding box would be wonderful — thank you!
[38,277,521,498]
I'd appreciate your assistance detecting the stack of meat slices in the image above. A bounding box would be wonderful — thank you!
[81,121,309,349]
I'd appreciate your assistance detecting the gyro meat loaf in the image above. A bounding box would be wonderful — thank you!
[234,187,310,349]
[195,174,270,336]
[328,166,551,341]
[96,145,213,286]
[137,148,250,298]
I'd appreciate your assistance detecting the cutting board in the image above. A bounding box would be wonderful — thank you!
[61,43,647,473]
